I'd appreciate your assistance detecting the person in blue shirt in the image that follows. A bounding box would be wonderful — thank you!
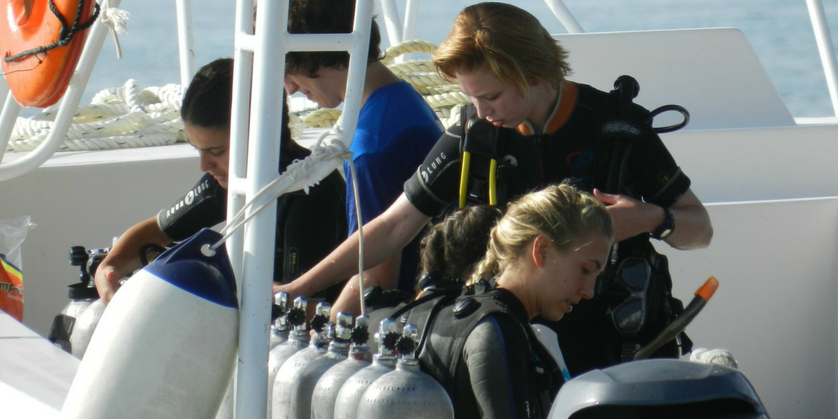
[279,0,442,316]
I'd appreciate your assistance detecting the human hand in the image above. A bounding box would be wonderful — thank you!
[593,189,662,242]
[93,264,122,306]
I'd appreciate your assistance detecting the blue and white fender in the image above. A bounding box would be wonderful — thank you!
[61,229,238,419]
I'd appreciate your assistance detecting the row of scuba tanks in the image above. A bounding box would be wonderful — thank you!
[254,295,453,419]
[50,242,455,419]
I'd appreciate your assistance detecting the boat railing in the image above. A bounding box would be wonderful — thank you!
[806,0,838,117]
[0,0,199,183]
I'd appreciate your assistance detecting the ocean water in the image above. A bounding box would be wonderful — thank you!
[74,0,838,118]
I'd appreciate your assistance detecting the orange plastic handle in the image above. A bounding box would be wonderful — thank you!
[694,276,719,302]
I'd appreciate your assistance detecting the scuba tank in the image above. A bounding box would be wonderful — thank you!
[61,229,238,419]
[547,359,769,419]
[289,312,354,419]
[68,298,105,359]
[266,297,311,419]
[270,292,290,349]
[311,315,372,419]
[333,318,398,419]
[356,324,454,419]
[271,302,332,419]
[48,246,108,355]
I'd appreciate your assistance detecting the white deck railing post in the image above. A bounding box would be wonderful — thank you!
[175,0,197,87]
[806,0,838,117]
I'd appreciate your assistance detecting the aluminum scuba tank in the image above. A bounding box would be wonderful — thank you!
[289,312,354,419]
[266,297,311,419]
[48,246,108,354]
[270,292,291,349]
[271,302,332,419]
[332,318,399,419]
[68,298,105,359]
[311,315,372,419]
[61,229,238,419]
[357,323,454,419]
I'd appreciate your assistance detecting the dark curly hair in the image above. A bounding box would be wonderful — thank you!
[416,205,503,291]
[286,0,384,77]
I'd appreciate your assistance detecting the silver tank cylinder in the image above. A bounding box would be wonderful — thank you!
[271,302,332,419]
[267,297,311,419]
[311,315,372,419]
[289,312,354,419]
[333,318,399,419]
[69,298,105,359]
[356,324,454,419]
[270,292,291,349]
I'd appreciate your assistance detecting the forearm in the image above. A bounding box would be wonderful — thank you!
[665,202,713,250]
[94,217,172,303]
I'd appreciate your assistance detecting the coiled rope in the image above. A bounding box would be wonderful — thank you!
[7,80,186,152]
[6,39,465,153]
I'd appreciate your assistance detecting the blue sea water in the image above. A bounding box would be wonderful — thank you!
[78,0,838,118]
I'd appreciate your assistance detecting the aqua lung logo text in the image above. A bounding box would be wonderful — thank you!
[164,179,211,219]
[420,152,447,183]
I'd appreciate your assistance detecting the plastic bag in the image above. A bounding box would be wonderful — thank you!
[0,216,36,321]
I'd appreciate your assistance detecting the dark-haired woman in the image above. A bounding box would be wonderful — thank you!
[94,58,347,305]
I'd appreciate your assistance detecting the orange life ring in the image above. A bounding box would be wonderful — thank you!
[1,0,98,108]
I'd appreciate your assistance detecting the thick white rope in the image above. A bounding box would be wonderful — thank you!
[7,80,185,152]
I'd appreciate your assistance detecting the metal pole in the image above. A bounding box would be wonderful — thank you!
[232,0,283,416]
[806,0,838,116]
[380,0,404,46]
[0,87,18,163]
[175,0,196,88]
[543,0,584,34]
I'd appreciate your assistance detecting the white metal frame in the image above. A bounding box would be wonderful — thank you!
[228,1,373,417]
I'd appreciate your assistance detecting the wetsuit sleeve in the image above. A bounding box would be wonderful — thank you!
[276,170,348,293]
[403,126,464,217]
[463,315,536,419]
[628,123,691,207]
[156,173,226,242]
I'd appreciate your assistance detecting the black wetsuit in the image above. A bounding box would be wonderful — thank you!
[157,147,348,300]
[375,286,560,419]
[403,82,691,375]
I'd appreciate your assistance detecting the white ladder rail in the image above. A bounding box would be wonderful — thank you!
[228,0,373,417]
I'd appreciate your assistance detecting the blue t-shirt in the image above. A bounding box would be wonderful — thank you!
[343,80,442,291]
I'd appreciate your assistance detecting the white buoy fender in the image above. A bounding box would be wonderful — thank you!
[61,229,239,419]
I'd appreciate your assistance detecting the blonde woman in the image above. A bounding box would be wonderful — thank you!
[414,184,613,419]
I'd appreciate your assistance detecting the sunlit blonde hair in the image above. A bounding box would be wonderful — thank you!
[469,184,614,284]
[432,2,571,98]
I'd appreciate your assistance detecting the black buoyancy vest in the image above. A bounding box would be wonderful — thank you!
[367,286,562,419]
